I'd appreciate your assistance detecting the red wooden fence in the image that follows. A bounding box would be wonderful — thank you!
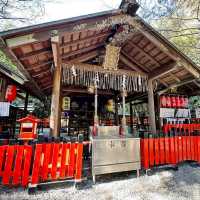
[0,142,83,187]
[141,135,200,169]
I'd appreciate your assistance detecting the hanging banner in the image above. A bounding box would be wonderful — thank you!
[195,108,200,118]
[62,97,70,111]
[0,102,10,117]
[175,109,191,118]
[160,108,175,118]
[5,85,17,102]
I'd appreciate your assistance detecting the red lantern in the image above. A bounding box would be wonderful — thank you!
[171,95,176,108]
[179,96,184,108]
[175,95,180,108]
[160,95,167,107]
[166,95,171,108]
[184,97,189,108]
[5,85,17,102]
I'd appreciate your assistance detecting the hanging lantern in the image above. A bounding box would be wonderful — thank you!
[179,96,184,108]
[184,96,189,108]
[5,85,17,102]
[176,95,181,108]
[166,95,171,108]
[160,95,167,107]
[171,95,176,108]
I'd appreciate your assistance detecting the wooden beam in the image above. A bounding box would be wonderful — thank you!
[60,31,109,49]
[121,50,149,72]
[158,78,197,95]
[42,85,52,91]
[63,62,147,77]
[50,34,62,138]
[32,69,51,78]
[62,43,104,60]
[0,37,44,99]
[148,79,157,134]
[170,73,181,82]
[63,49,100,63]
[62,87,114,96]
[27,60,53,71]
[19,48,51,61]
[149,62,177,80]
[120,54,147,74]
[127,17,200,79]
[24,93,29,114]
[193,80,200,88]
[177,61,200,79]
[129,41,160,67]
[159,79,168,87]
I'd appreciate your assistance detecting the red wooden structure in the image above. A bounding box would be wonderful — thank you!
[0,142,83,187]
[17,115,40,140]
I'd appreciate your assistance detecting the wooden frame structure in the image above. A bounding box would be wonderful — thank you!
[1,2,200,137]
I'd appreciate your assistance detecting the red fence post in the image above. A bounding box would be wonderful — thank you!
[21,145,32,187]
[165,135,170,164]
[50,143,60,180]
[41,143,52,181]
[75,143,83,181]
[159,136,165,165]
[68,143,76,177]
[2,145,15,185]
[12,145,24,185]
[154,137,160,166]
[59,143,70,179]
[149,134,154,167]
[31,144,43,185]
[143,137,149,170]
[0,145,7,177]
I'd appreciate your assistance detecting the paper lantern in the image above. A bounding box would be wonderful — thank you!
[5,85,17,102]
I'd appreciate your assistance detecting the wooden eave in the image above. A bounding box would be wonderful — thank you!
[0,9,199,97]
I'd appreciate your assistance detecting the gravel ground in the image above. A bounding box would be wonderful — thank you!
[0,164,199,200]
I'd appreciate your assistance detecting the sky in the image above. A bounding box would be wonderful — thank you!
[42,0,122,23]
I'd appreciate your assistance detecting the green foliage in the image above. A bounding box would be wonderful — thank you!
[32,97,51,119]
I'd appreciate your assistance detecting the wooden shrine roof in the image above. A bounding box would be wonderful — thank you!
[0,8,200,98]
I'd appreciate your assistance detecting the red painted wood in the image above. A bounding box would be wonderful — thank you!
[194,136,198,162]
[174,136,179,164]
[0,146,7,177]
[149,138,154,167]
[51,143,60,180]
[178,136,183,162]
[164,137,170,164]
[143,139,149,169]
[41,143,52,181]
[182,136,187,161]
[31,144,43,184]
[21,145,32,187]
[159,137,165,165]
[186,136,191,160]
[59,143,70,179]
[75,143,83,181]
[190,136,195,161]
[140,139,144,167]
[2,145,15,185]
[169,137,176,165]
[154,138,160,165]
[68,143,76,176]
[12,145,24,185]
[197,136,200,163]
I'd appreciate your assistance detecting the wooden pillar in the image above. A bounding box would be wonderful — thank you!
[24,92,29,115]
[0,77,6,101]
[130,102,134,133]
[50,34,62,138]
[115,96,119,125]
[147,79,157,134]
